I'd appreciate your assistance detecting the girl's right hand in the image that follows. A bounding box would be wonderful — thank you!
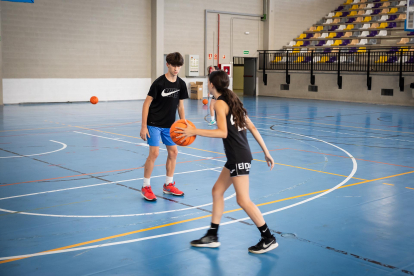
[265,154,274,170]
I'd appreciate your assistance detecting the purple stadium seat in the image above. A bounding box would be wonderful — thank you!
[342,12,350,17]
[302,41,311,47]
[367,31,378,37]
[386,22,397,29]
[317,40,326,46]
[387,15,398,21]
[306,33,314,39]
[335,6,344,11]
[347,17,356,23]
[341,39,351,46]
[301,57,312,63]
[330,25,339,31]
[374,3,381,8]
[408,32,414,36]
[406,56,414,64]
[336,32,344,38]
[385,56,398,63]
[388,47,399,53]
[372,9,381,15]
[326,56,338,63]
[348,47,358,53]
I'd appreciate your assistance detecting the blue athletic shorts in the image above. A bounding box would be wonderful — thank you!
[147,126,175,147]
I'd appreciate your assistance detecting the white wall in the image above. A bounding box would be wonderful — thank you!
[3,78,151,104]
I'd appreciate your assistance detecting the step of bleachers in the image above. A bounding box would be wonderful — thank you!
[279,0,412,52]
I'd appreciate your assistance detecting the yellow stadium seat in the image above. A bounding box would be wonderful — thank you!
[363,16,372,22]
[317,26,324,31]
[299,34,306,39]
[351,5,359,10]
[400,47,410,52]
[357,47,367,53]
[271,56,283,63]
[318,56,330,63]
[333,40,343,46]
[294,41,304,47]
[349,11,357,16]
[375,56,388,63]
[388,8,398,14]
[346,0,352,3]
[378,22,388,28]
[345,24,355,30]
[328,32,337,38]
[294,57,304,63]
[292,48,301,54]
[334,12,343,17]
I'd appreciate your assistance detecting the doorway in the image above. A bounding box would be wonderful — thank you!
[232,57,257,97]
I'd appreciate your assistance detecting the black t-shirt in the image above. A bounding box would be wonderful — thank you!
[217,96,253,164]
[147,75,189,128]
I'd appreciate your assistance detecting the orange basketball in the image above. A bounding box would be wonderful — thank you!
[202,99,208,105]
[170,119,196,146]
[90,96,99,104]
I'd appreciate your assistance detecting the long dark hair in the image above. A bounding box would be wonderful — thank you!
[208,70,248,130]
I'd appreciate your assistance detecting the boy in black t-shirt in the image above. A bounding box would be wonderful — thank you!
[139,52,189,201]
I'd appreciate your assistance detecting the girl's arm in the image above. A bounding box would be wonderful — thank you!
[176,100,228,139]
[245,116,274,170]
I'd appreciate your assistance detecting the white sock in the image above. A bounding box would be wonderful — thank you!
[166,176,173,185]
[143,178,150,187]
[211,116,215,121]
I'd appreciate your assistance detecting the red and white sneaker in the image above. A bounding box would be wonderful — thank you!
[141,186,157,201]
[163,182,184,196]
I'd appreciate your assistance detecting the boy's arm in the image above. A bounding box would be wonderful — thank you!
[178,99,185,120]
[140,96,153,141]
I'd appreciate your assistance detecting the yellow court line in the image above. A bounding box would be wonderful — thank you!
[253,159,367,181]
[73,124,367,181]
[382,183,394,186]
[2,170,413,265]
[256,116,414,135]
[407,187,414,190]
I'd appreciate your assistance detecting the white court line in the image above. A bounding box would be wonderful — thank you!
[0,129,357,261]
[0,140,67,159]
[0,167,236,218]
[73,131,225,162]
[253,121,414,143]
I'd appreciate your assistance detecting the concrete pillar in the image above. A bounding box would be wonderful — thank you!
[151,0,164,82]
[263,0,274,50]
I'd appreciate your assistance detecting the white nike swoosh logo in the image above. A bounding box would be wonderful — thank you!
[263,241,273,248]
[262,228,268,233]
[161,89,179,97]
[230,170,235,173]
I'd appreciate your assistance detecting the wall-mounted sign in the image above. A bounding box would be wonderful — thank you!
[243,50,249,55]
[208,54,213,60]
[214,54,218,60]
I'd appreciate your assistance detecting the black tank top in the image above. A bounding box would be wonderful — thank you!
[217,95,253,163]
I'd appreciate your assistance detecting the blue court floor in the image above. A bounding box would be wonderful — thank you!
[0,97,413,276]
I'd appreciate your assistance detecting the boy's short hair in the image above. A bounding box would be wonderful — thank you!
[166,52,184,66]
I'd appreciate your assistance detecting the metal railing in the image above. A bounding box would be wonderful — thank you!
[258,47,414,90]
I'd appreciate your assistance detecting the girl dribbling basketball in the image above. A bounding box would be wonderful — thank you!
[176,70,278,254]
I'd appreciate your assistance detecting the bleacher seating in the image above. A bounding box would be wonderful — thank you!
[282,0,413,56]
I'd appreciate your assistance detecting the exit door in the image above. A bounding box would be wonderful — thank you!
[243,58,256,96]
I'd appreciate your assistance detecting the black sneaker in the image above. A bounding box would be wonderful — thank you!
[190,234,221,248]
[248,235,278,254]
